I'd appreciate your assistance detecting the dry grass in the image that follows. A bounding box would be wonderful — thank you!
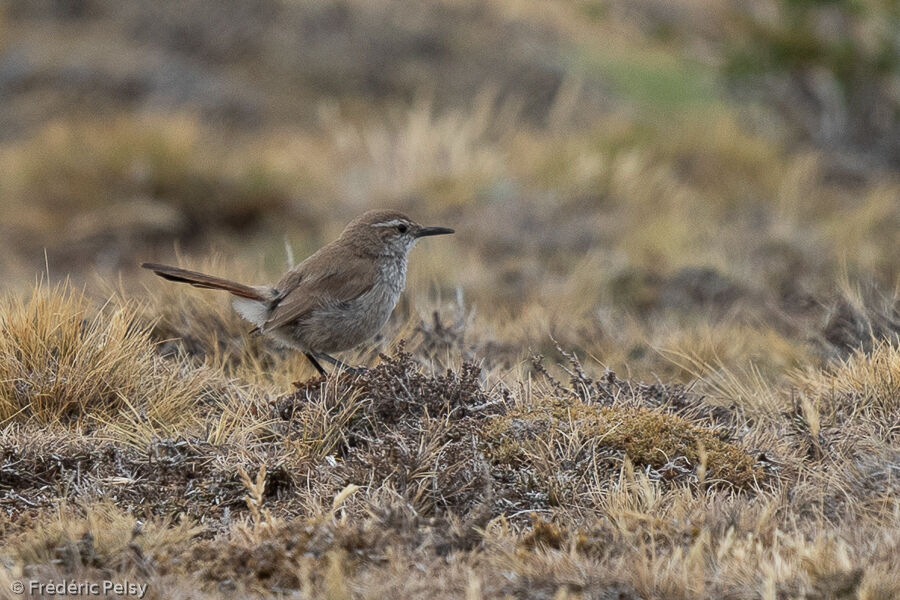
[2,0,900,597]
[4,290,898,597]
[793,340,900,429]
[0,282,205,427]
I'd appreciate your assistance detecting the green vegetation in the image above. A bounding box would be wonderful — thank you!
[724,0,900,158]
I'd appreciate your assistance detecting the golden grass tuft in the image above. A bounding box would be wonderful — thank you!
[793,340,900,426]
[0,282,204,425]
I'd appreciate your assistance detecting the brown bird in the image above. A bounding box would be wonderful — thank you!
[142,209,454,376]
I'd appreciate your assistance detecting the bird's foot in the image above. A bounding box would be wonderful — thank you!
[305,352,366,377]
[320,355,367,376]
[340,365,367,376]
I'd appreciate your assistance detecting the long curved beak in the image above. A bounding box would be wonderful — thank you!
[415,226,455,238]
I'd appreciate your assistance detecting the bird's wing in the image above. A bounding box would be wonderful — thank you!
[262,250,377,332]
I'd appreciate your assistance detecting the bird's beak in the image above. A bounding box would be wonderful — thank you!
[415,226,455,238]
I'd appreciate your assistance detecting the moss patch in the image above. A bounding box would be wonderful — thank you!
[486,397,761,489]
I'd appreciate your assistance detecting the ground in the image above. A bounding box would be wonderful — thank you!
[1,1,900,598]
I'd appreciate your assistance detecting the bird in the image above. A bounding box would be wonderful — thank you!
[142,209,454,376]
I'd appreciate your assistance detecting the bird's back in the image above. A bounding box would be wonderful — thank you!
[264,237,381,333]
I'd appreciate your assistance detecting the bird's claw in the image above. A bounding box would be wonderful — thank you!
[331,364,366,376]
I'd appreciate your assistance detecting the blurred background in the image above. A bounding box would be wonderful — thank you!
[1,0,898,376]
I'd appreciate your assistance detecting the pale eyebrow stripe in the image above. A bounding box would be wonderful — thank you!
[371,219,407,228]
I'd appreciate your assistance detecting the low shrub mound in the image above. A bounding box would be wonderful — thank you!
[278,348,763,521]
[275,347,499,516]
[283,346,492,425]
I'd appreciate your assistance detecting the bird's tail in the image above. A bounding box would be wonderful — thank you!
[141,263,267,301]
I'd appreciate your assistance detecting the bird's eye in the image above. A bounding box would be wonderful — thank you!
[396,223,409,234]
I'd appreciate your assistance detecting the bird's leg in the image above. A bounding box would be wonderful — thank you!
[315,353,366,375]
[304,352,328,377]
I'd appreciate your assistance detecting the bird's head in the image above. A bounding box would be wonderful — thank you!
[341,209,454,256]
